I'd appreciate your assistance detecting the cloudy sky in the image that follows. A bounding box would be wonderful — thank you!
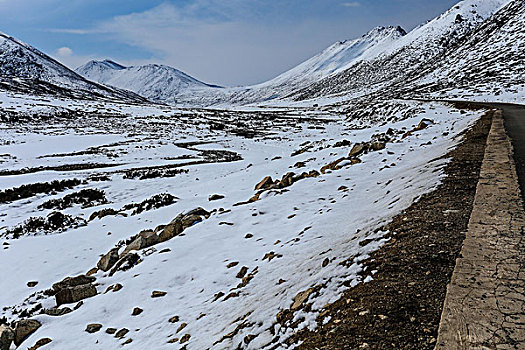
[0,0,459,86]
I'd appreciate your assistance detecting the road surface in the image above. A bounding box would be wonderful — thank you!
[498,103,525,202]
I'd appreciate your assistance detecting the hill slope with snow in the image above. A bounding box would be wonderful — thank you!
[0,32,146,102]
[76,60,222,103]
[290,0,518,103]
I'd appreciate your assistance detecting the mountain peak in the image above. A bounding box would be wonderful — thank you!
[363,26,407,40]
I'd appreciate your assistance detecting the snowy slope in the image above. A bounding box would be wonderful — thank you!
[290,0,514,102]
[401,0,525,102]
[0,94,484,349]
[247,26,406,100]
[0,32,146,102]
[76,60,222,103]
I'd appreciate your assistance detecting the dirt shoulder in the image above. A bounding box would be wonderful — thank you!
[292,110,493,349]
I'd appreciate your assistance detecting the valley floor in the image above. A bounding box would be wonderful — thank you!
[0,93,487,349]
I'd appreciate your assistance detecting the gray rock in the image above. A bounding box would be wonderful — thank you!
[85,324,102,333]
[255,176,274,191]
[43,307,72,316]
[0,325,14,350]
[370,141,386,151]
[55,283,97,306]
[97,248,119,272]
[14,319,41,346]
[52,275,96,293]
[122,230,159,255]
[349,143,367,158]
[158,219,183,242]
[109,253,140,276]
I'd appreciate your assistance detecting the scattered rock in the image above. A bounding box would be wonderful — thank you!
[370,141,386,151]
[14,319,42,345]
[262,251,282,261]
[321,158,346,174]
[0,325,14,350]
[122,338,133,345]
[294,162,306,168]
[89,208,120,221]
[180,334,191,344]
[226,261,239,268]
[254,176,274,191]
[176,323,187,333]
[208,194,225,201]
[168,316,179,323]
[291,288,315,310]
[158,218,183,242]
[27,337,52,350]
[43,307,72,316]
[236,266,248,279]
[27,281,38,288]
[86,267,98,276]
[97,248,120,272]
[115,328,129,339]
[151,291,167,298]
[113,283,123,292]
[85,324,103,334]
[105,328,117,335]
[349,143,367,158]
[132,307,143,316]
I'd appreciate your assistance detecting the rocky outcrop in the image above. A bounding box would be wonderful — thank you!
[52,275,96,293]
[0,325,14,350]
[27,338,52,350]
[53,275,97,306]
[56,283,97,306]
[14,319,41,346]
[97,248,119,272]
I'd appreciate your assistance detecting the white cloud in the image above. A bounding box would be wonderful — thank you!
[49,1,370,85]
[341,2,361,7]
[56,46,73,57]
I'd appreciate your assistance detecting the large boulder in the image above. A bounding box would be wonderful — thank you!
[52,275,96,294]
[0,325,14,350]
[97,248,119,272]
[158,218,183,242]
[277,172,295,188]
[349,143,367,158]
[180,208,210,229]
[254,176,274,191]
[109,253,140,276]
[14,319,41,346]
[55,283,97,306]
[122,230,159,255]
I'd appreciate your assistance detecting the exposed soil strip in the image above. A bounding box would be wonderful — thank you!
[0,179,81,204]
[0,163,125,176]
[292,111,493,349]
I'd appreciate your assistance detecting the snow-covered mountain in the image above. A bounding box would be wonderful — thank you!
[176,0,519,106]
[76,60,222,103]
[291,0,516,102]
[0,32,146,102]
[170,26,408,106]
